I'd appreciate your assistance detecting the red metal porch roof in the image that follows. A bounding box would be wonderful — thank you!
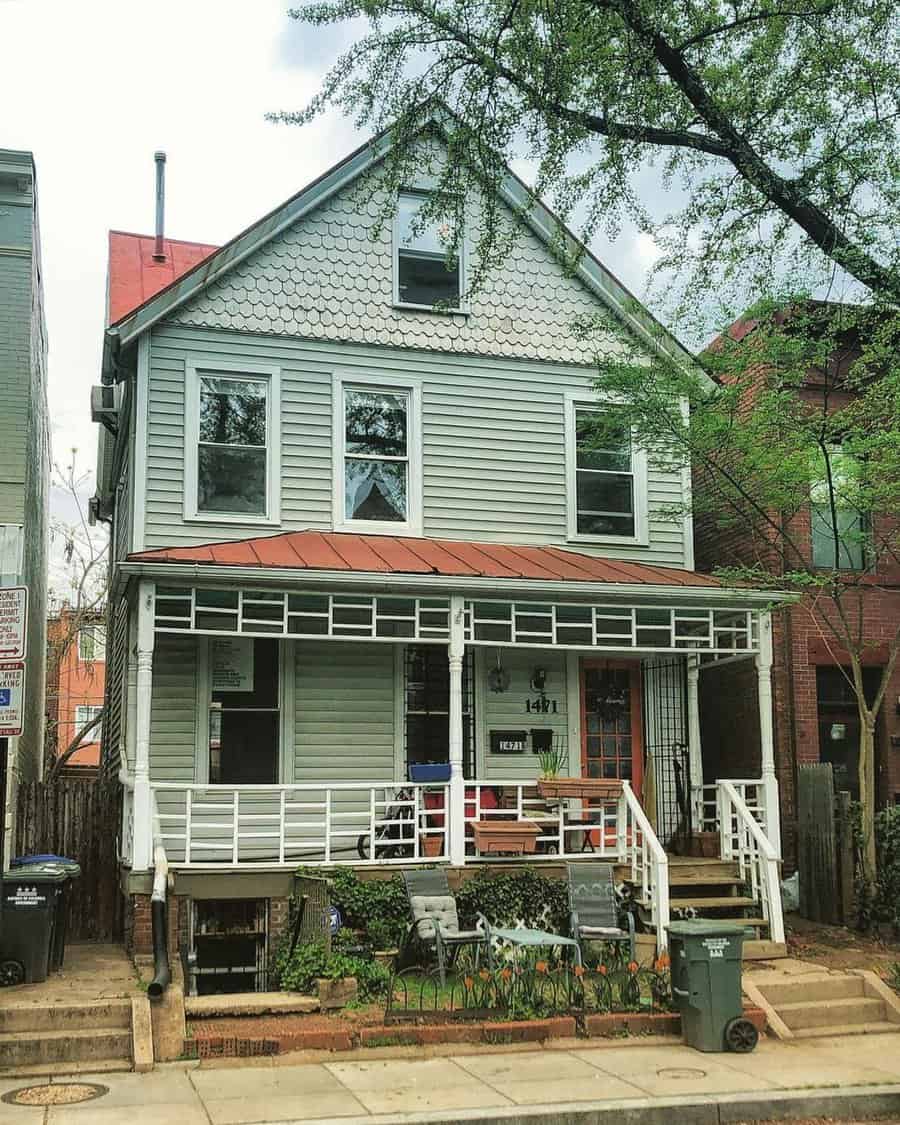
[107,230,218,326]
[128,530,722,587]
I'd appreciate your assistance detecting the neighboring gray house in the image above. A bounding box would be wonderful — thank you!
[0,149,50,864]
[93,118,784,990]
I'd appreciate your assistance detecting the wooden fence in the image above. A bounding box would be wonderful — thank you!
[15,776,123,942]
[797,763,855,925]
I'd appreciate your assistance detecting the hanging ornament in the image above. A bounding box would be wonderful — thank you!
[598,668,627,722]
[487,649,510,693]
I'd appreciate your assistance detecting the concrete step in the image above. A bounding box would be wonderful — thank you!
[758,975,866,1006]
[743,940,786,960]
[0,1028,132,1069]
[0,1000,132,1034]
[778,995,885,1031]
[793,1020,899,1040]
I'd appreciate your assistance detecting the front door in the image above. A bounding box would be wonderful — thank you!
[581,661,643,792]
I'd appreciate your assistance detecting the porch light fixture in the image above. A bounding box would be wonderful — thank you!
[530,667,547,693]
[488,650,510,693]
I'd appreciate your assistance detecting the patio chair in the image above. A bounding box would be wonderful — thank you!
[398,869,491,985]
[567,862,636,965]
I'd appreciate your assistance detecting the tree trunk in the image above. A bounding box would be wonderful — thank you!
[856,709,877,879]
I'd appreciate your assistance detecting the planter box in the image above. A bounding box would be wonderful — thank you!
[472,819,541,855]
[537,778,623,801]
[420,835,445,857]
[316,977,358,1010]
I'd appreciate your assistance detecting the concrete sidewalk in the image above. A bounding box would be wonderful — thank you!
[3,1031,900,1124]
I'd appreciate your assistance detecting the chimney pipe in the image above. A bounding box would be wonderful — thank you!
[153,151,166,261]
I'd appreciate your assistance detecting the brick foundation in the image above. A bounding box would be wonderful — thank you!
[125,893,188,957]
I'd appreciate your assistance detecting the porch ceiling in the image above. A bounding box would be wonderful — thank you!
[128,529,723,588]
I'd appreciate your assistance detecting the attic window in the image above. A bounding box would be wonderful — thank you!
[395,192,461,308]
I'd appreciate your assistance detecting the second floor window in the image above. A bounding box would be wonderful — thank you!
[198,376,267,515]
[78,625,106,663]
[343,387,409,524]
[396,191,461,308]
[186,363,280,523]
[811,448,867,570]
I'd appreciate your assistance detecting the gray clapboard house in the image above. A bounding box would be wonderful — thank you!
[0,149,49,866]
[92,121,784,989]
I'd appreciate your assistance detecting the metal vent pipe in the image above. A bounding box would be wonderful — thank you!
[153,151,167,261]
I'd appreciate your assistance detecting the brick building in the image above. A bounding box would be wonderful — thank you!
[46,608,106,770]
[694,309,900,866]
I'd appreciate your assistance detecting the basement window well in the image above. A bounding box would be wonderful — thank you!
[191,899,269,994]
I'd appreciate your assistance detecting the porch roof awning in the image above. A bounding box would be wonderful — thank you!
[128,529,724,589]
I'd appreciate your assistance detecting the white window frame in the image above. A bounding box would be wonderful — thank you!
[77,625,106,663]
[565,392,649,546]
[75,704,104,746]
[392,189,468,314]
[332,371,423,536]
[184,359,281,526]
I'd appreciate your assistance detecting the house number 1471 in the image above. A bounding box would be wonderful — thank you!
[526,697,558,714]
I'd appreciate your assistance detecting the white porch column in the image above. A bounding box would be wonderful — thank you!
[447,594,466,866]
[756,611,782,858]
[686,655,704,830]
[131,580,156,871]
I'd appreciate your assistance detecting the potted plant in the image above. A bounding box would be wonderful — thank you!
[537,747,564,781]
[471,819,541,855]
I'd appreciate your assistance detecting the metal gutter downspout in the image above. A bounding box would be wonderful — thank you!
[147,844,171,1000]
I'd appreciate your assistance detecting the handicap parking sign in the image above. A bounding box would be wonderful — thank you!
[0,690,9,707]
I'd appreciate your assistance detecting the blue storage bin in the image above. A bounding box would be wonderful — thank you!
[408,763,451,782]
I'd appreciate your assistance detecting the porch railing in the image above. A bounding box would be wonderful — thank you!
[150,781,449,867]
[462,783,621,861]
[694,779,768,838]
[717,780,784,943]
[621,780,670,951]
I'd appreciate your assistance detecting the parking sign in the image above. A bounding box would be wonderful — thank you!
[0,663,25,737]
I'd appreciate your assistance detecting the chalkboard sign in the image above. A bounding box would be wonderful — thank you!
[490,730,528,754]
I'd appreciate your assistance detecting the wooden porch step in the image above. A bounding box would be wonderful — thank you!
[670,896,758,911]
[669,872,744,887]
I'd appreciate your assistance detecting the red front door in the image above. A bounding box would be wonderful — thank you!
[580,660,643,793]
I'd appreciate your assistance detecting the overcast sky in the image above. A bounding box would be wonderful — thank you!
[1,0,663,591]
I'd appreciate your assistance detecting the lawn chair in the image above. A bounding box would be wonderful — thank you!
[567,862,636,965]
[398,869,491,985]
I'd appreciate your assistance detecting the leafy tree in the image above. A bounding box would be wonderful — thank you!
[585,297,899,879]
[276,0,900,303]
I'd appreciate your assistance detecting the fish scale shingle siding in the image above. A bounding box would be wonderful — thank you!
[169,173,611,365]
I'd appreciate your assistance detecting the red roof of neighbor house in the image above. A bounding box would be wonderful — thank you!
[127,530,723,587]
[107,230,218,326]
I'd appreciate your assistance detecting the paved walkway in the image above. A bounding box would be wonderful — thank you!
[2,1031,900,1124]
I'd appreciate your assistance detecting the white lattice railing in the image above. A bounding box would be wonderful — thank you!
[149,782,449,867]
[694,779,768,838]
[717,780,784,943]
[462,782,621,860]
[621,780,670,950]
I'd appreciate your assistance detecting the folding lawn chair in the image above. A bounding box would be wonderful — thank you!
[567,862,636,965]
[397,869,491,985]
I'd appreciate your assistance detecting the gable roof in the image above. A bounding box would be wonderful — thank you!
[101,111,701,383]
[128,528,722,588]
[107,231,217,325]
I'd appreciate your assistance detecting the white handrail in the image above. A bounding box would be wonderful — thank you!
[620,780,670,951]
[719,780,784,943]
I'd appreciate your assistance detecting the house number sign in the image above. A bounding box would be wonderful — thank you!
[525,696,558,714]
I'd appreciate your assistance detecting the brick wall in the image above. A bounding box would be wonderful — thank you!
[126,893,187,957]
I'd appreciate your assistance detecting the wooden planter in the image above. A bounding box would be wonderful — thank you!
[472,819,541,855]
[421,834,445,858]
[536,778,623,801]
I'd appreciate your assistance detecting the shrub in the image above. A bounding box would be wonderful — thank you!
[873,805,900,933]
[455,869,568,933]
[319,867,408,948]
[274,939,390,1000]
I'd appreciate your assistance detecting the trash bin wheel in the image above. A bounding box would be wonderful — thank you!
[0,959,25,987]
[724,1016,758,1053]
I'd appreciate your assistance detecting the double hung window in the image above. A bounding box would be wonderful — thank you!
[810,448,867,570]
[185,363,280,523]
[334,376,421,533]
[566,398,648,543]
[78,625,106,663]
[75,704,103,745]
[395,191,462,308]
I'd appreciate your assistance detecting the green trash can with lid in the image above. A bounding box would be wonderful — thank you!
[0,866,68,986]
[11,857,81,972]
[667,920,759,1053]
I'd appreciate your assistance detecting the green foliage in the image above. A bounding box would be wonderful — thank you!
[871,806,900,933]
[323,867,408,948]
[277,0,900,307]
[454,869,569,933]
[275,939,390,1000]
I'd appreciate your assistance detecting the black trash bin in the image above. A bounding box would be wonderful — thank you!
[0,867,68,985]
[12,856,81,971]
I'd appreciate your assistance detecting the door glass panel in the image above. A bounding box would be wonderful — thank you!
[583,667,634,781]
[209,638,279,784]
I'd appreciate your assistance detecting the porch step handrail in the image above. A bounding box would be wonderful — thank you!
[718,780,784,944]
[620,780,670,951]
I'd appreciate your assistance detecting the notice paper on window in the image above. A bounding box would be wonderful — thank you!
[211,637,254,692]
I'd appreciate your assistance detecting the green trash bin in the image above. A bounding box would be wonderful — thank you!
[0,866,69,985]
[667,920,759,1053]
[11,858,81,972]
